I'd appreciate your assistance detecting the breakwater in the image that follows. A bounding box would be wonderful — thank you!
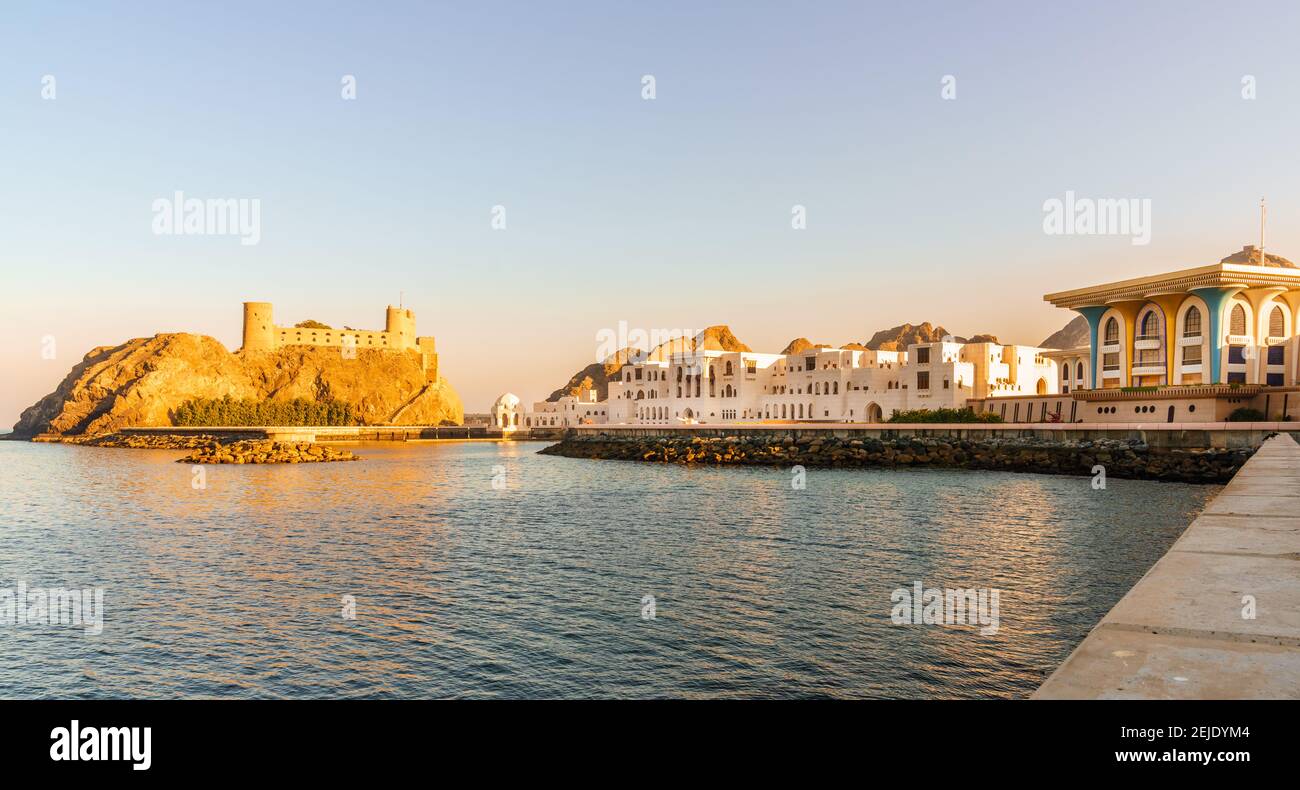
[539,430,1262,482]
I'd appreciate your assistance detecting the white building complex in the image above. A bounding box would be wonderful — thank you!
[493,339,1059,429]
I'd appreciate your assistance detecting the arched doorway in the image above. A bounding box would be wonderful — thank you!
[1036,378,1048,395]
[866,402,883,423]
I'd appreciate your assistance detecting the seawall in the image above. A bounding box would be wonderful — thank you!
[1034,432,1300,699]
[537,425,1282,483]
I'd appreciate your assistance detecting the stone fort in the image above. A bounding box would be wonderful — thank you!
[241,302,438,380]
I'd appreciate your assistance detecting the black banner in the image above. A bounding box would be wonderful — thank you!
[0,699,1284,778]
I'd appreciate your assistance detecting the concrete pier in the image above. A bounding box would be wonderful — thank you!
[1034,432,1300,699]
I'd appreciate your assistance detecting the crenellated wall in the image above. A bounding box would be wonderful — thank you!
[240,301,438,379]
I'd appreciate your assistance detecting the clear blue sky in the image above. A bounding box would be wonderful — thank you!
[4,0,1300,422]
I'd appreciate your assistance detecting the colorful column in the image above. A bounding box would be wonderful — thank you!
[1189,286,1245,384]
[1074,305,1111,389]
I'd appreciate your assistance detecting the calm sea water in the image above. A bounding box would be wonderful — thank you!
[0,439,1216,699]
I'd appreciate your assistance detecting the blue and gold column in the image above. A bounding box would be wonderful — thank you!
[1074,305,1111,390]
[1189,286,1246,384]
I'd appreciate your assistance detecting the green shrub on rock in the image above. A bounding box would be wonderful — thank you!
[886,407,1003,424]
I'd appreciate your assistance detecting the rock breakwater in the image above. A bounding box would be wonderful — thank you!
[539,433,1254,482]
[179,439,360,464]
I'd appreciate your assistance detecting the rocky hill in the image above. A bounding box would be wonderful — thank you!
[1039,315,1089,349]
[12,334,463,438]
[547,325,751,402]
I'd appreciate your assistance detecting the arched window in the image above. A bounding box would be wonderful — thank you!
[1140,310,1160,339]
[724,361,733,375]
[1076,361,1084,382]
[1269,305,1285,337]
[1103,317,1119,344]
[1230,303,1247,336]
[833,382,839,394]
[797,404,803,418]
[1184,306,1201,337]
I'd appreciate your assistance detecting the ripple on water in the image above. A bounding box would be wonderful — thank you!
[0,440,1217,698]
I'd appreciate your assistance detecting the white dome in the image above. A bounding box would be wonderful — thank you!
[493,392,521,410]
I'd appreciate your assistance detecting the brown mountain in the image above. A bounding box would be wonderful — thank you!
[779,338,834,355]
[546,325,751,402]
[861,322,999,350]
[12,334,463,437]
[1039,315,1089,349]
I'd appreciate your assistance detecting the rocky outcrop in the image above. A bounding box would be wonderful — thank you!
[179,439,359,464]
[1039,315,1089,350]
[12,333,463,438]
[864,322,953,351]
[541,433,1253,483]
[76,432,236,450]
[780,338,833,355]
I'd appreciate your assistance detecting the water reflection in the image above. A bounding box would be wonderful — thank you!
[0,440,1216,699]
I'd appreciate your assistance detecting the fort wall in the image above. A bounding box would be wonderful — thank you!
[240,301,438,379]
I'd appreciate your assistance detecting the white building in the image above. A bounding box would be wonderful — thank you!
[595,339,1057,425]
[523,391,608,429]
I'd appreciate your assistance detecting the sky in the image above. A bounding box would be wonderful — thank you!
[4,0,1300,424]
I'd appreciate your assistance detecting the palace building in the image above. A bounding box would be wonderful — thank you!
[1045,246,1300,389]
